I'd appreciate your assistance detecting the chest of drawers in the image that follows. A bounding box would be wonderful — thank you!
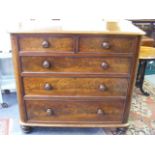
[10,20,144,133]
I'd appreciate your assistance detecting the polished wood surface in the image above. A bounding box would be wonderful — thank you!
[23,77,128,96]
[26,99,124,123]
[139,46,155,59]
[79,36,137,53]
[11,35,27,122]
[10,20,143,131]
[21,56,131,74]
[19,35,74,52]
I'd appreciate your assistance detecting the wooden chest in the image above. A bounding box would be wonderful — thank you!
[10,20,144,133]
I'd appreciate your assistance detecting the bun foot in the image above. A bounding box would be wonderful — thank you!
[1,102,9,108]
[21,125,32,133]
[114,127,128,135]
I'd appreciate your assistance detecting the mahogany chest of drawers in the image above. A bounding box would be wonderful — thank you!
[10,20,144,133]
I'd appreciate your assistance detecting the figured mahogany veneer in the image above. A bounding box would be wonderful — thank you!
[19,35,74,52]
[18,34,138,53]
[26,99,124,123]
[79,36,137,53]
[10,20,144,132]
[21,56,131,74]
[23,77,128,96]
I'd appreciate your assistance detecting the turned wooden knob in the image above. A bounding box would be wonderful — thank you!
[42,60,51,69]
[99,84,107,91]
[46,108,54,116]
[101,62,109,69]
[97,109,105,115]
[42,40,49,48]
[44,83,52,90]
[102,42,110,49]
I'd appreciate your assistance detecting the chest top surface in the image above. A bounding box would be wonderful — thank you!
[9,19,145,35]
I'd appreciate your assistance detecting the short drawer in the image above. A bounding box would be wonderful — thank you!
[21,56,131,74]
[79,35,137,53]
[18,35,74,52]
[23,77,128,96]
[25,99,124,123]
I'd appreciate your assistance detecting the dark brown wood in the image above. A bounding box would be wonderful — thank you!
[11,30,142,131]
[44,83,53,90]
[102,41,111,49]
[25,99,124,123]
[19,51,134,57]
[11,35,27,122]
[42,40,50,48]
[74,36,79,53]
[97,109,105,115]
[79,35,138,53]
[23,95,126,101]
[19,35,74,52]
[46,108,54,116]
[21,56,131,74]
[101,61,109,69]
[99,84,107,92]
[23,77,128,96]
[42,60,51,69]
[21,72,130,78]
[123,36,142,123]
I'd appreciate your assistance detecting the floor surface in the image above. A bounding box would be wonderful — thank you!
[145,75,155,86]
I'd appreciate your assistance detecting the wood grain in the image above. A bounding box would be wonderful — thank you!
[23,77,128,96]
[21,56,131,74]
[19,35,74,52]
[79,35,137,53]
[122,36,142,123]
[11,35,27,122]
[25,99,124,123]
[10,23,143,130]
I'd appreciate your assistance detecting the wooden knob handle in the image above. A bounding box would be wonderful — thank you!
[101,62,109,69]
[99,84,107,91]
[42,40,49,48]
[46,108,54,116]
[44,83,52,90]
[102,42,110,49]
[42,60,51,69]
[97,109,105,115]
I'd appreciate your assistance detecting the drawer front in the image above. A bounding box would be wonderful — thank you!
[19,36,74,52]
[79,36,137,53]
[26,99,124,122]
[23,77,128,96]
[21,56,131,74]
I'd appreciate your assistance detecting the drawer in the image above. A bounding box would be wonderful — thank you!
[19,35,74,52]
[21,56,131,74]
[25,99,124,123]
[23,77,128,96]
[79,35,137,53]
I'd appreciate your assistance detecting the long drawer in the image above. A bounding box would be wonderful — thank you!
[23,77,128,96]
[21,56,131,74]
[25,99,125,123]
